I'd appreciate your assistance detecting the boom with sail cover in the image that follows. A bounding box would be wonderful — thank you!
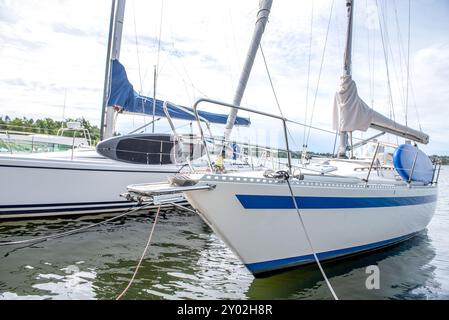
[107,59,251,126]
[332,75,429,144]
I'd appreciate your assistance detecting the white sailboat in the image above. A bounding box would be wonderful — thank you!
[0,0,250,219]
[125,0,440,276]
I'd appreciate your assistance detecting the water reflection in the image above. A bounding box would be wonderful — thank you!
[0,208,212,299]
[1,168,449,300]
[92,214,251,300]
[246,232,437,299]
[0,211,442,300]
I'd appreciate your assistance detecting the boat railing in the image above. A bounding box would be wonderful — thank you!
[0,132,89,155]
[113,98,391,172]
[189,98,440,185]
[191,98,302,173]
[144,99,289,169]
[94,128,286,168]
[110,97,337,170]
[190,98,364,174]
[163,101,214,138]
[431,158,442,185]
[407,149,420,184]
[363,142,380,185]
[57,126,92,147]
[0,124,92,155]
[0,124,92,144]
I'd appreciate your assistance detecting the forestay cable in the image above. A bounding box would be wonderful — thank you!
[260,44,303,153]
[304,0,335,148]
[259,45,284,118]
[303,1,314,150]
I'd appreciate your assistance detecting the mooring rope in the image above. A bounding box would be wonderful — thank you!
[116,205,161,300]
[0,203,157,246]
[265,170,338,300]
[286,176,338,300]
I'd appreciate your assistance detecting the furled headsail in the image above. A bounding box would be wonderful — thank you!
[107,59,251,126]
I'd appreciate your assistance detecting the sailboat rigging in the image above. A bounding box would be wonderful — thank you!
[125,0,439,281]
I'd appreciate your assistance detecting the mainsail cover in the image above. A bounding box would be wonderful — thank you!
[107,59,251,126]
[333,75,373,132]
[333,75,429,144]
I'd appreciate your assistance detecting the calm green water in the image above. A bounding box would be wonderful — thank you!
[1,168,448,300]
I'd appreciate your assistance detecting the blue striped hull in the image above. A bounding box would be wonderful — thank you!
[236,194,437,209]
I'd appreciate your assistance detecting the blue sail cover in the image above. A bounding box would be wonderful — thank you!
[107,60,250,126]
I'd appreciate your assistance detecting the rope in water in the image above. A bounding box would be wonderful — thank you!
[116,205,161,300]
[266,170,339,300]
[0,203,156,246]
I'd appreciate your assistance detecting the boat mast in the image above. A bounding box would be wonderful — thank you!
[337,0,354,158]
[343,0,353,78]
[223,0,273,142]
[100,0,126,141]
[152,65,157,133]
[100,0,116,141]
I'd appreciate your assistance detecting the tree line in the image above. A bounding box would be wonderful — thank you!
[0,116,101,144]
[275,150,448,164]
[430,155,449,165]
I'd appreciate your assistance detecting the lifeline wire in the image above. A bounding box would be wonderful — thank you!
[0,203,157,246]
[283,173,339,300]
[116,205,161,300]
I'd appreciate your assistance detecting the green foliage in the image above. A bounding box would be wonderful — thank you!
[0,116,100,145]
[430,155,449,165]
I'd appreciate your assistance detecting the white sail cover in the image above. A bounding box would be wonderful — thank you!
[333,75,373,132]
[333,75,429,144]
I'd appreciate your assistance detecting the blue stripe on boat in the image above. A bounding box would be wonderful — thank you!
[236,194,436,209]
[246,231,419,274]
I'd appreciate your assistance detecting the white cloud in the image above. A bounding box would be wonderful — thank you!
[0,0,448,154]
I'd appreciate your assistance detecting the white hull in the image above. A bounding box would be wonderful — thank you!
[0,150,181,219]
[184,173,437,275]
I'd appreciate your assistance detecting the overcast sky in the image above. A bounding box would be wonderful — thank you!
[0,0,448,154]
